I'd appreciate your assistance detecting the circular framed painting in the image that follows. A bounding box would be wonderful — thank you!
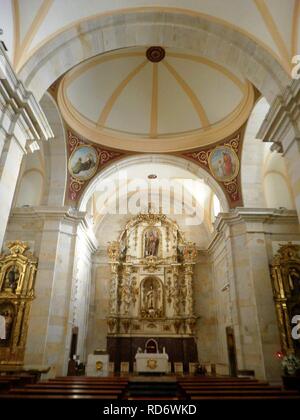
[68,145,98,181]
[208,145,239,182]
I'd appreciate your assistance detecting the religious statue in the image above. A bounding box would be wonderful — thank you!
[144,230,159,257]
[146,285,155,309]
[0,309,13,343]
[141,277,163,318]
[4,266,19,292]
[120,282,131,315]
[0,313,6,340]
[288,267,300,293]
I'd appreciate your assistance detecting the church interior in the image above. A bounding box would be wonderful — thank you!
[1,0,300,403]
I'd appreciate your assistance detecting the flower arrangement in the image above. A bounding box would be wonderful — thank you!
[281,354,300,375]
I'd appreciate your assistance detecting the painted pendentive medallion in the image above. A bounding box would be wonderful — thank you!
[208,145,239,183]
[68,145,99,181]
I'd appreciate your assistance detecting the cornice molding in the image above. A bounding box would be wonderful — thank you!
[207,207,299,253]
[257,80,300,154]
[0,42,53,143]
[10,206,98,251]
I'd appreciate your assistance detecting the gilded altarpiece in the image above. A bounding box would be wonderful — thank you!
[0,242,37,365]
[107,213,198,371]
[270,243,300,357]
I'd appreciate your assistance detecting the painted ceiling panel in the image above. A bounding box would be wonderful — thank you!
[66,55,145,123]
[157,62,201,134]
[106,62,152,135]
[265,0,294,56]
[167,57,244,125]
[18,0,44,43]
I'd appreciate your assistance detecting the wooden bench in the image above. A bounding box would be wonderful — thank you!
[9,388,123,397]
[0,393,119,399]
[25,383,126,390]
[184,389,299,397]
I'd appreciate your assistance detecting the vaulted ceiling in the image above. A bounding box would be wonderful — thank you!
[57,46,254,151]
[0,0,298,75]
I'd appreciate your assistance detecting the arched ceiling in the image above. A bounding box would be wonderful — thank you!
[57,46,253,151]
[0,0,298,75]
[83,160,221,244]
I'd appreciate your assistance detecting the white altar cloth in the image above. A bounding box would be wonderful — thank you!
[135,353,169,373]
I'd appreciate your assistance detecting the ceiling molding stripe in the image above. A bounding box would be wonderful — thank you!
[162,60,210,129]
[64,52,146,87]
[150,63,158,138]
[167,52,246,93]
[97,60,148,126]
[17,6,288,76]
[12,0,20,68]
[292,0,300,56]
[253,0,291,71]
[15,0,54,72]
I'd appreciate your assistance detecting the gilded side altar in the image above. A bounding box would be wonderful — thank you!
[0,241,38,365]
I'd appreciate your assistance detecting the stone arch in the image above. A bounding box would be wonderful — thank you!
[78,154,229,213]
[241,97,270,207]
[19,10,290,103]
[39,93,67,206]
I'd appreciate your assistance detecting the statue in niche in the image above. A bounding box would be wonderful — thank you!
[4,266,19,292]
[0,304,14,345]
[288,267,300,294]
[146,285,155,310]
[120,281,131,315]
[144,229,159,257]
[141,277,162,318]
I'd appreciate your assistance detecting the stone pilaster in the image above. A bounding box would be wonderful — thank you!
[257,80,300,221]
[0,44,53,249]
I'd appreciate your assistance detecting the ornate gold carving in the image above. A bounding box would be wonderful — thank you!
[147,359,157,369]
[96,361,103,371]
[106,211,196,338]
[270,242,300,355]
[141,256,163,272]
[183,242,197,263]
[173,319,182,334]
[121,319,131,334]
[107,318,117,333]
[0,241,37,365]
[107,242,120,262]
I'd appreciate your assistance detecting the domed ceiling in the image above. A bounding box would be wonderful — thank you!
[58,46,254,152]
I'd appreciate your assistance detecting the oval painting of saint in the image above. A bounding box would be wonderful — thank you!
[208,146,239,182]
[68,145,98,181]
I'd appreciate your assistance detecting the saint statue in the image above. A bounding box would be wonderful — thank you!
[5,266,19,292]
[146,285,155,309]
[144,230,159,257]
[0,313,6,340]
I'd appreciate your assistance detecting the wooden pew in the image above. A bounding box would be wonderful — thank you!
[184,389,299,397]
[0,393,119,400]
[25,383,126,391]
[0,375,35,391]
[8,387,123,397]
[190,395,300,400]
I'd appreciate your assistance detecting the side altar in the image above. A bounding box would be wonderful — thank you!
[106,212,198,373]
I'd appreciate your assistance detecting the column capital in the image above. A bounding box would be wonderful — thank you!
[257,80,300,153]
[0,43,53,145]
